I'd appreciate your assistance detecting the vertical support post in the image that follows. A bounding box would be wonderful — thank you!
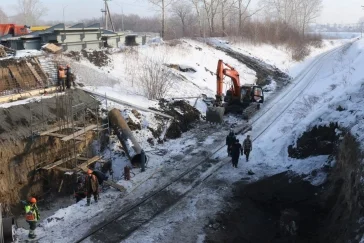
[0,203,4,243]
[140,149,146,172]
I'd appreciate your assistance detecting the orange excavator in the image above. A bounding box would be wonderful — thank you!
[206,59,264,123]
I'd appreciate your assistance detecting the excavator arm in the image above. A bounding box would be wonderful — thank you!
[207,59,264,123]
[216,59,241,98]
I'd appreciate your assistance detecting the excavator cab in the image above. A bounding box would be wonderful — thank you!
[240,85,264,104]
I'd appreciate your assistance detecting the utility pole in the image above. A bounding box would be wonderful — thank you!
[101,8,106,29]
[105,0,108,30]
[63,5,68,25]
[103,0,115,31]
[121,8,124,31]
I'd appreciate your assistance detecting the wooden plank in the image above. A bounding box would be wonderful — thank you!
[26,62,43,84]
[8,65,25,88]
[42,157,74,170]
[39,123,72,136]
[47,132,85,141]
[76,157,90,161]
[54,167,75,173]
[0,87,58,104]
[33,58,48,81]
[19,62,37,87]
[104,180,126,191]
[77,156,101,171]
[61,124,97,141]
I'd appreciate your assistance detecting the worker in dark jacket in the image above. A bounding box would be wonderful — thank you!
[74,178,86,203]
[58,66,66,92]
[85,169,99,206]
[22,197,40,239]
[231,139,243,168]
[243,135,252,161]
[65,64,72,89]
[226,130,236,157]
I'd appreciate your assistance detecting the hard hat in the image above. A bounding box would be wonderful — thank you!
[87,169,93,174]
[29,197,37,203]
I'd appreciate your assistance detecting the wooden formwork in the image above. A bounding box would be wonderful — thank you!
[0,57,50,96]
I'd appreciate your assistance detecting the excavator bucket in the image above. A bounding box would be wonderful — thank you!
[206,106,225,123]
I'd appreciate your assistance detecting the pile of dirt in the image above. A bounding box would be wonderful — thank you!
[288,122,340,159]
[166,64,196,73]
[0,89,98,141]
[215,46,291,86]
[65,50,111,67]
[152,99,200,139]
[318,133,364,243]
[81,50,110,67]
[205,172,323,243]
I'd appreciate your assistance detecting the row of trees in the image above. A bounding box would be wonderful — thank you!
[147,0,323,38]
[3,0,322,40]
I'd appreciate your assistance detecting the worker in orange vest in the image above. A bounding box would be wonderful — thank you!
[22,197,40,239]
[58,66,66,92]
[85,169,99,206]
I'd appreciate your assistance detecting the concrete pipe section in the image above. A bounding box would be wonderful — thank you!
[2,217,15,243]
[109,108,147,167]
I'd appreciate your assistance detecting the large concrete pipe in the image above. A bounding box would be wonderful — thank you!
[109,108,146,167]
[2,217,15,243]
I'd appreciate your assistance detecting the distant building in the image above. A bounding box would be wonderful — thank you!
[0,23,160,51]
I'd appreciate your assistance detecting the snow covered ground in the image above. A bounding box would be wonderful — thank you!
[121,38,364,242]
[14,36,362,242]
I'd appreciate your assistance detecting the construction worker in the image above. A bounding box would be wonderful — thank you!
[231,138,243,168]
[243,135,253,161]
[58,66,66,92]
[23,197,40,239]
[85,169,99,206]
[226,130,236,157]
[65,64,72,89]
[74,178,86,203]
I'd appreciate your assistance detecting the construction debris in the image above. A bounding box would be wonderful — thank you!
[42,43,62,54]
[0,57,49,95]
[0,45,6,57]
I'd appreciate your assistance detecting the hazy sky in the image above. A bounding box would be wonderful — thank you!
[1,0,363,25]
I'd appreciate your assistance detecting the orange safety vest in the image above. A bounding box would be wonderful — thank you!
[59,70,66,78]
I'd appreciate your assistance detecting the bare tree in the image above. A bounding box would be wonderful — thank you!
[138,54,175,100]
[202,0,220,36]
[220,0,235,36]
[261,0,322,35]
[190,0,204,36]
[16,0,48,26]
[0,7,8,23]
[235,0,252,33]
[172,1,192,36]
[299,0,322,35]
[147,0,175,38]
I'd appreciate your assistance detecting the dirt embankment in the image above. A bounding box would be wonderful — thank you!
[205,172,321,243]
[206,124,364,243]
[215,46,291,86]
[0,90,99,215]
[65,50,111,68]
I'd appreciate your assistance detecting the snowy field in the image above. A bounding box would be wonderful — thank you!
[119,38,364,242]
[14,36,363,242]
